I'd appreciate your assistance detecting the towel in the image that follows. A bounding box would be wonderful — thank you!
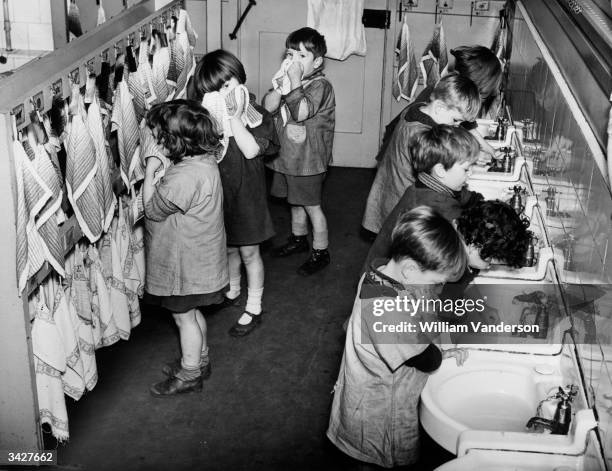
[491,18,507,61]
[138,39,158,107]
[96,0,106,26]
[272,59,292,125]
[66,87,103,243]
[87,95,117,232]
[202,91,231,161]
[99,222,132,339]
[32,143,65,277]
[111,80,141,188]
[307,0,366,60]
[227,84,263,128]
[177,8,198,49]
[45,277,85,401]
[126,46,146,122]
[166,34,179,88]
[88,245,120,347]
[67,0,83,40]
[174,44,195,99]
[31,290,69,442]
[392,20,419,102]
[152,43,171,103]
[420,22,448,89]
[14,139,52,292]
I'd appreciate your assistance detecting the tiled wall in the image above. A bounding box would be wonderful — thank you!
[509,6,612,469]
[0,0,53,51]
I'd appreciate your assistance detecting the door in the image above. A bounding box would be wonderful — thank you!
[229,0,390,168]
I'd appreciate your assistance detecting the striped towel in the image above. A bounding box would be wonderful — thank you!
[126,46,146,122]
[152,45,171,103]
[166,35,179,88]
[88,245,120,348]
[392,20,419,102]
[491,19,507,61]
[227,84,263,128]
[66,88,103,243]
[87,96,117,232]
[32,143,65,277]
[137,39,158,107]
[111,80,141,188]
[13,139,51,293]
[202,91,230,161]
[174,44,194,99]
[420,22,448,89]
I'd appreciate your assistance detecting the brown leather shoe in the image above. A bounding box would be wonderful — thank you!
[162,359,211,379]
[150,375,203,397]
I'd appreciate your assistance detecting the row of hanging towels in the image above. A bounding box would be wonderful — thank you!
[393,6,509,102]
[13,6,198,442]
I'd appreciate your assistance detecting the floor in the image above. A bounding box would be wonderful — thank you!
[52,168,454,471]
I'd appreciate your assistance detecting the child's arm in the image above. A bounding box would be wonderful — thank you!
[284,63,331,122]
[143,157,162,206]
[144,162,192,222]
[262,89,282,113]
[228,116,260,159]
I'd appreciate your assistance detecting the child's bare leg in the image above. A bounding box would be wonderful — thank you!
[194,309,210,368]
[229,245,265,336]
[226,246,242,300]
[173,309,203,369]
[291,206,309,236]
[298,205,330,276]
[304,205,328,250]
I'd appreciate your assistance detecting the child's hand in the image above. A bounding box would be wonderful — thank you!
[287,61,303,82]
[145,156,163,177]
[442,348,469,366]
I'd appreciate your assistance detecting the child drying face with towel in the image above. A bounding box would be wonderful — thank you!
[263,27,336,277]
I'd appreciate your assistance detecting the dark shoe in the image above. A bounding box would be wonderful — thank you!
[216,295,241,309]
[228,311,263,337]
[162,358,212,380]
[271,235,309,257]
[150,375,203,397]
[297,249,330,276]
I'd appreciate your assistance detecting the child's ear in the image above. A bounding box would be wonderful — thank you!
[313,56,323,69]
[431,163,447,180]
[399,259,419,280]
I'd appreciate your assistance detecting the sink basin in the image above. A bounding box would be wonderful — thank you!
[434,448,587,471]
[420,350,597,455]
[420,350,563,453]
[470,156,528,182]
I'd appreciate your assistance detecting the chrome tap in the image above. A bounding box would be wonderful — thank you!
[563,234,575,271]
[508,185,526,214]
[526,385,578,435]
[512,290,549,339]
[543,186,559,216]
[523,231,537,267]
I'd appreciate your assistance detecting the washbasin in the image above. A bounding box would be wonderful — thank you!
[420,350,597,455]
[434,448,587,471]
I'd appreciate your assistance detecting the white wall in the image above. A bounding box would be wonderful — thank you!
[0,0,54,51]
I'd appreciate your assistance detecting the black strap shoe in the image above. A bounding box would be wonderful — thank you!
[271,235,309,257]
[297,249,330,276]
[150,374,203,397]
[228,311,263,337]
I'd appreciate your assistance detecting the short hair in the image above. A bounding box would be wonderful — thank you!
[457,200,531,268]
[286,27,327,58]
[430,73,481,122]
[146,99,222,161]
[451,45,502,109]
[390,206,467,279]
[410,124,480,173]
[190,49,246,99]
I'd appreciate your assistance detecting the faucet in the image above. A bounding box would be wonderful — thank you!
[508,185,527,214]
[526,385,578,435]
[512,290,549,339]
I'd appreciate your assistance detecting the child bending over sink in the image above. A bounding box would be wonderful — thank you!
[327,206,469,469]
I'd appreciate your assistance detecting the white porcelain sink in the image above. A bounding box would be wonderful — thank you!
[420,350,595,455]
[434,448,587,471]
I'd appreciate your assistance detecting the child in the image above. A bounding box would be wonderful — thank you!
[364,124,482,270]
[143,100,228,396]
[327,206,469,468]
[364,125,530,273]
[263,27,335,276]
[189,50,278,337]
[362,73,480,235]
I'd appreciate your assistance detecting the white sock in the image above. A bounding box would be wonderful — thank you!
[226,275,241,299]
[238,287,263,324]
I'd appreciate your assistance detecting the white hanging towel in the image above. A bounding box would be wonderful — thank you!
[202,91,231,161]
[392,19,419,102]
[307,0,366,60]
[271,59,292,125]
[96,0,106,27]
